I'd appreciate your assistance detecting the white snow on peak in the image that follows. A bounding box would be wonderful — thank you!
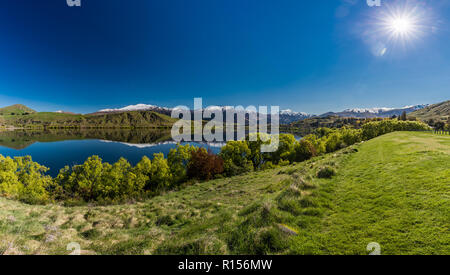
[343,107,395,114]
[280,109,309,116]
[342,105,426,114]
[98,104,169,113]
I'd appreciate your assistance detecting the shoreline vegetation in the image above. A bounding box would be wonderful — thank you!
[0,119,430,206]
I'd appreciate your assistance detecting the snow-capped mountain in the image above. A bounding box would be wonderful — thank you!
[343,107,397,114]
[94,104,173,116]
[279,109,312,124]
[95,104,312,122]
[320,104,428,118]
[94,103,427,123]
[98,104,171,113]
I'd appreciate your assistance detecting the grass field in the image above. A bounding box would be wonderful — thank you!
[1,132,449,255]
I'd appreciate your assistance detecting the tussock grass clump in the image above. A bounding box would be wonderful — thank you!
[80,228,101,240]
[156,215,174,226]
[317,166,336,179]
[228,224,288,255]
[156,236,228,255]
[277,196,303,216]
[264,179,292,193]
[278,167,299,175]
[292,174,317,189]
[227,200,291,254]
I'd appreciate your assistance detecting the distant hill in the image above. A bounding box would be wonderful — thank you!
[410,100,450,123]
[319,105,427,119]
[0,104,36,116]
[0,109,176,129]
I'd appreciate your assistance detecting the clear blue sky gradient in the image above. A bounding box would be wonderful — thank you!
[0,0,449,114]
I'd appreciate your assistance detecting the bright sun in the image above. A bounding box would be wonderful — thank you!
[368,3,433,56]
[390,17,414,35]
[375,3,428,46]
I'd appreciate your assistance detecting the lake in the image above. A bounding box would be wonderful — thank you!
[0,129,225,177]
[0,129,300,177]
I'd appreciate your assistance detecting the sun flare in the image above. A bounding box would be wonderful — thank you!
[389,16,414,35]
[374,3,430,47]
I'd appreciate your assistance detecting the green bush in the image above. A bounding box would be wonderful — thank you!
[168,144,195,184]
[220,141,253,176]
[362,120,430,140]
[293,139,317,162]
[261,161,276,170]
[0,155,52,204]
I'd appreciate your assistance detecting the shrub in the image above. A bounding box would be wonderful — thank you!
[303,134,326,155]
[187,148,224,180]
[362,120,430,140]
[133,156,152,190]
[245,133,278,169]
[223,159,253,176]
[269,134,296,164]
[168,144,195,184]
[56,156,105,201]
[293,139,317,162]
[56,156,147,202]
[0,155,52,204]
[261,161,276,170]
[317,166,336,179]
[150,153,172,189]
[220,141,253,175]
[0,155,21,198]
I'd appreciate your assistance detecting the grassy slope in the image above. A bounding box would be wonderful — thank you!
[1,132,449,255]
[0,104,36,115]
[411,100,450,122]
[290,132,450,255]
[1,111,177,128]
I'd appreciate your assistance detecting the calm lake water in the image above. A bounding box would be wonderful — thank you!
[0,129,300,177]
[0,129,224,177]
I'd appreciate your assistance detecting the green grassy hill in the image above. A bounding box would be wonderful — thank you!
[0,109,177,129]
[411,100,450,123]
[1,132,449,255]
[0,104,36,116]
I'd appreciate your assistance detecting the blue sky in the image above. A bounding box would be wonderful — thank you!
[0,0,449,114]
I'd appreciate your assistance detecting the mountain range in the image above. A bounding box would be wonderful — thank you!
[92,103,428,123]
[319,105,429,119]
[93,104,313,124]
[0,102,444,129]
